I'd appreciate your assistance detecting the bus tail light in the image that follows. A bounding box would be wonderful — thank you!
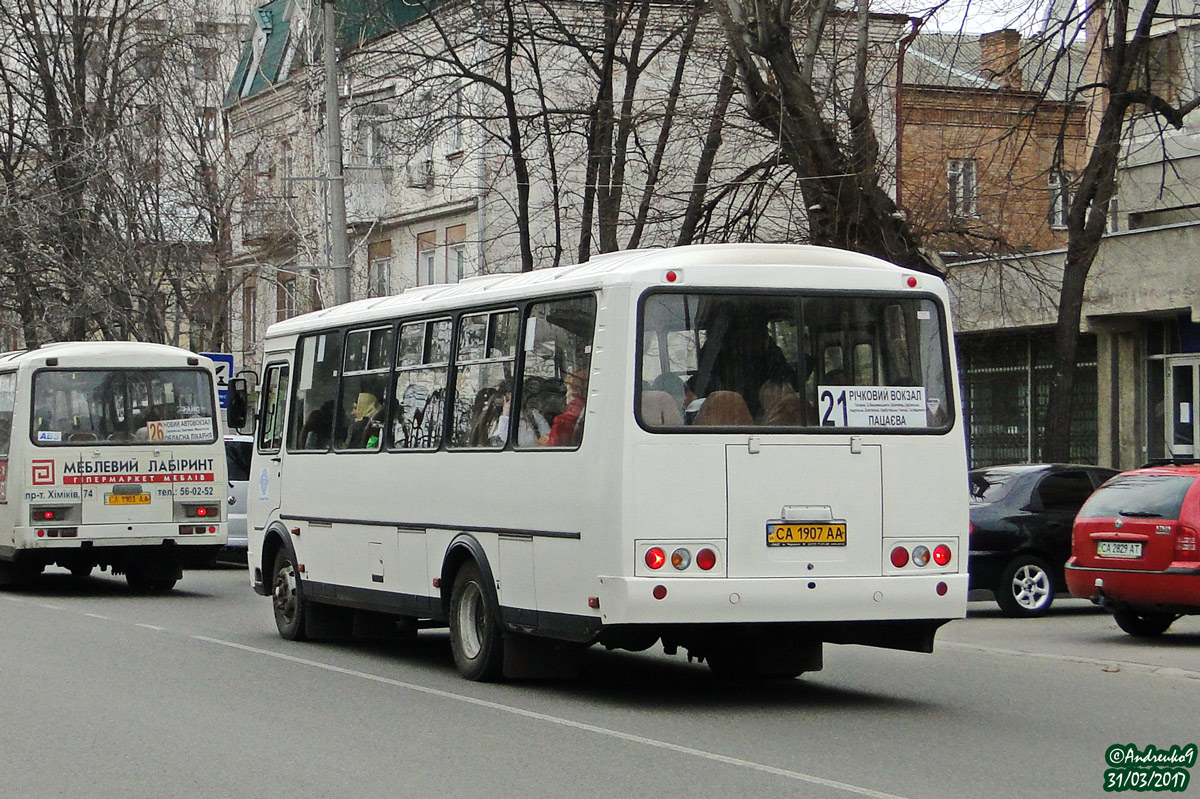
[696,548,717,571]
[645,547,666,570]
[32,507,70,523]
[888,540,955,571]
[184,504,221,519]
[37,528,77,538]
[179,525,218,535]
[671,548,691,570]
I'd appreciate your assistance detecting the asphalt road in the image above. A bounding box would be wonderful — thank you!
[1,566,1196,799]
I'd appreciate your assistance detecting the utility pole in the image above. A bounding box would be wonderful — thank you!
[323,0,351,305]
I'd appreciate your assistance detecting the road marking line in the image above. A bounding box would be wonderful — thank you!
[135,623,167,632]
[36,603,65,611]
[195,635,911,799]
[940,641,1200,680]
[84,613,110,620]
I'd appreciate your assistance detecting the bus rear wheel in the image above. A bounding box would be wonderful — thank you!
[449,562,504,681]
[272,549,308,641]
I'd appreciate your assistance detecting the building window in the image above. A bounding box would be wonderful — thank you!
[136,103,162,135]
[277,274,297,321]
[1106,195,1120,234]
[449,85,465,154]
[1049,170,1073,230]
[446,224,467,283]
[353,108,389,166]
[368,240,392,298]
[242,282,257,354]
[417,231,437,285]
[135,40,163,78]
[407,143,434,188]
[1145,32,1181,103]
[193,46,219,81]
[197,107,220,142]
[947,158,977,218]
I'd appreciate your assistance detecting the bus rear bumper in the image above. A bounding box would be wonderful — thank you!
[596,573,968,626]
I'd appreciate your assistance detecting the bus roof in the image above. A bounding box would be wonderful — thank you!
[265,243,938,339]
[0,341,210,369]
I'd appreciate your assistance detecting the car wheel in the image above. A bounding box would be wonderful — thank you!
[1112,608,1177,638]
[449,561,504,682]
[271,549,308,641]
[995,555,1055,617]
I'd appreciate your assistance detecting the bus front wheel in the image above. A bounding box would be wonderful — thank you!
[449,561,504,681]
[272,549,308,641]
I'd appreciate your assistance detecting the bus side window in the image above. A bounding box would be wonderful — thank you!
[392,318,451,451]
[336,326,393,451]
[258,364,290,453]
[450,310,518,449]
[289,332,343,451]
[517,295,597,449]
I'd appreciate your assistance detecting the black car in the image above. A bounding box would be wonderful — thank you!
[968,463,1118,616]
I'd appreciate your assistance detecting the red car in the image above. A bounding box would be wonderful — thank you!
[1065,463,1200,637]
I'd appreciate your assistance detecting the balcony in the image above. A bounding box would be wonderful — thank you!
[242,196,296,244]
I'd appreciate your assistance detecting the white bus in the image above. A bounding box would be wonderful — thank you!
[243,244,968,680]
[0,342,228,591]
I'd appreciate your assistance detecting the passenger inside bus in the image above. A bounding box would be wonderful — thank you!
[694,313,797,420]
[538,369,587,446]
[343,389,384,449]
[758,378,803,426]
[692,390,753,426]
[300,400,335,449]
[641,389,684,426]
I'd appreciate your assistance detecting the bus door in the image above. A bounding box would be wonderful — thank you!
[78,451,177,526]
[252,361,291,528]
[725,442,883,578]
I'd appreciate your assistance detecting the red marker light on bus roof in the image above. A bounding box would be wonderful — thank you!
[906,276,918,288]
[665,270,681,283]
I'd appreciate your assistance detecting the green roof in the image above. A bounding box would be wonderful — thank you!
[225,0,427,107]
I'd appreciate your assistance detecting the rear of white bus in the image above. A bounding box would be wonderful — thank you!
[2,352,227,590]
[602,268,967,674]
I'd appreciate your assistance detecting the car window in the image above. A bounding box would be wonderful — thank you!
[225,440,252,482]
[1077,473,1196,520]
[1035,471,1095,512]
[969,470,1018,504]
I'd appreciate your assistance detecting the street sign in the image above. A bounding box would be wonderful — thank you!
[200,352,235,409]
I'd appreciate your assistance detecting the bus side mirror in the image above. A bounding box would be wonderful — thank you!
[227,378,249,430]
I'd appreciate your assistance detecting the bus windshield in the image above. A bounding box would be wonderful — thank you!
[639,291,952,431]
[32,368,217,445]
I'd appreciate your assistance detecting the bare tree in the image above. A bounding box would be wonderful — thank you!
[0,0,243,348]
[1039,0,1200,460]
[712,0,943,274]
[337,0,813,273]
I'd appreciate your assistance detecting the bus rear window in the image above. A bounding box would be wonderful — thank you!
[32,369,217,445]
[638,292,952,432]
